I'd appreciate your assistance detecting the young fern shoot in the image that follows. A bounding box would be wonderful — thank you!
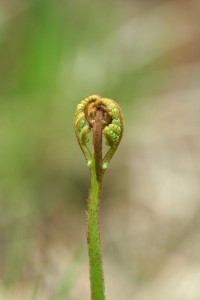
[74,95,124,300]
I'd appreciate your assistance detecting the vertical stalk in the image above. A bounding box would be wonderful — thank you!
[87,107,105,300]
[87,168,105,300]
[74,95,124,300]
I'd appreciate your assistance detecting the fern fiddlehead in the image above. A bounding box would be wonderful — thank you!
[74,95,124,300]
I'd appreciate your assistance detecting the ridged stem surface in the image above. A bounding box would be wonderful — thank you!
[87,167,105,300]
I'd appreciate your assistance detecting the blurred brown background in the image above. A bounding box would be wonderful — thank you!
[0,0,199,299]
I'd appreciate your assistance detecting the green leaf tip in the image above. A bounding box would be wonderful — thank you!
[74,95,124,169]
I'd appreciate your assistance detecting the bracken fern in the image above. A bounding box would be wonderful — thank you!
[74,95,124,300]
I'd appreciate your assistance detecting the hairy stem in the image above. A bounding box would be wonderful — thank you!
[87,168,105,300]
[87,107,105,300]
[74,95,124,300]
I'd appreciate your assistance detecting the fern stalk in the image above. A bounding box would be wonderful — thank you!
[74,95,124,300]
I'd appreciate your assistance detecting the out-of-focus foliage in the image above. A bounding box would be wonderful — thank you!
[0,0,199,299]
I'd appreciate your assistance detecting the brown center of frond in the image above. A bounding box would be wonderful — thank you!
[93,108,104,181]
[84,102,113,181]
[84,102,112,129]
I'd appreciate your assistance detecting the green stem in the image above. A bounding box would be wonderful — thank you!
[87,166,105,300]
[75,96,124,300]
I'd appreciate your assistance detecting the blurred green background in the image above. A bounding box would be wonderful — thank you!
[0,0,199,299]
